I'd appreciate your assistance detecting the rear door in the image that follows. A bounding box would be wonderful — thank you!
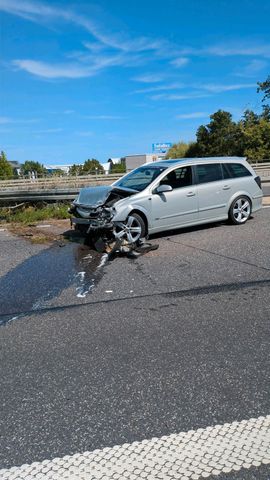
[195,163,229,220]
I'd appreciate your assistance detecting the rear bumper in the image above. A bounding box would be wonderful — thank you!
[252,195,263,212]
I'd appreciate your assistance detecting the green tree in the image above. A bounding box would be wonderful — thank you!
[52,168,65,177]
[258,76,270,103]
[240,110,270,161]
[69,164,83,176]
[109,158,126,173]
[82,158,104,174]
[165,141,190,159]
[21,160,46,176]
[0,151,13,180]
[185,110,245,157]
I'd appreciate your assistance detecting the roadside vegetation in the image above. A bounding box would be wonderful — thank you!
[0,204,70,224]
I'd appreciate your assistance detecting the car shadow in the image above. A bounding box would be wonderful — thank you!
[149,220,226,241]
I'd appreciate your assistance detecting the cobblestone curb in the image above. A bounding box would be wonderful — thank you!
[1,415,270,479]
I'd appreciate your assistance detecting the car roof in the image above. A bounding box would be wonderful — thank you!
[148,156,247,168]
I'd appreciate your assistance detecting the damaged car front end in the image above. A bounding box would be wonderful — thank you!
[69,185,142,249]
[69,164,168,251]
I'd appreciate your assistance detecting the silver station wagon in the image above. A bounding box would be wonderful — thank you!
[71,157,263,244]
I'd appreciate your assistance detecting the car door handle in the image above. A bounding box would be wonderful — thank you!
[186,192,196,197]
[223,185,231,190]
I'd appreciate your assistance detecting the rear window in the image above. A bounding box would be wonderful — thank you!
[196,163,223,184]
[222,163,252,179]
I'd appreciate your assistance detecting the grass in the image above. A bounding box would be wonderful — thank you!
[0,203,70,224]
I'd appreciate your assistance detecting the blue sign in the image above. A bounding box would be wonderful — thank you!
[152,142,172,153]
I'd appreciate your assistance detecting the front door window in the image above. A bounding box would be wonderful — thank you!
[160,166,193,189]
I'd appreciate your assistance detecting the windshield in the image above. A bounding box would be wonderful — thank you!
[114,165,167,192]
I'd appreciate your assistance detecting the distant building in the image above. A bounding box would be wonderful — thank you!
[124,153,166,172]
[102,158,122,174]
[8,161,21,175]
[45,164,72,174]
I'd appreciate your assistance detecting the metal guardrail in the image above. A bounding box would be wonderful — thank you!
[0,170,269,205]
[0,174,122,191]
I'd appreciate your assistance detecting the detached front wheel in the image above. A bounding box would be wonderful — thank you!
[113,213,146,243]
[229,196,251,225]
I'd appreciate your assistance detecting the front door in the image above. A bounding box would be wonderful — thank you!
[150,166,198,231]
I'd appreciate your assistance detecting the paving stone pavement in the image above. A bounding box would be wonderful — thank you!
[1,415,270,480]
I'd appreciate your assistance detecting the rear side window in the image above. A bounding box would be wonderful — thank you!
[196,163,222,184]
[222,163,252,179]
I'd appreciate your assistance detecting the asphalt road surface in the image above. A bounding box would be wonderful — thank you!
[0,208,270,479]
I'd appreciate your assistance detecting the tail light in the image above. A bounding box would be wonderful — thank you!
[254,176,262,189]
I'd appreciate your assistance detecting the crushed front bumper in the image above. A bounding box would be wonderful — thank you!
[71,217,114,232]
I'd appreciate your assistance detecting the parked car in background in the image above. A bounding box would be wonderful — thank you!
[70,157,263,244]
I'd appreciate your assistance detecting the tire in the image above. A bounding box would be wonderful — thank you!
[113,213,146,243]
[228,196,251,225]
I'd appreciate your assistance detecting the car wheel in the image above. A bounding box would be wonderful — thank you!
[229,196,251,225]
[113,213,146,243]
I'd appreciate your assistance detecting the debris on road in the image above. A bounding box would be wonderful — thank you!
[92,235,159,258]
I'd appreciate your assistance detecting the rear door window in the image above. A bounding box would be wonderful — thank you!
[196,164,223,184]
[222,163,252,179]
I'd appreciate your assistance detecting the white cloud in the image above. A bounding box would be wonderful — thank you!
[170,57,189,68]
[207,44,270,58]
[0,116,12,124]
[200,83,255,93]
[13,59,96,78]
[0,0,171,56]
[76,131,94,137]
[235,59,268,78]
[133,82,184,94]
[176,112,209,119]
[0,116,39,124]
[36,128,63,133]
[175,42,270,58]
[133,74,165,83]
[12,54,129,78]
[151,92,211,101]
[84,115,124,120]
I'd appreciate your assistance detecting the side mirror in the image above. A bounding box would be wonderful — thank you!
[155,184,173,194]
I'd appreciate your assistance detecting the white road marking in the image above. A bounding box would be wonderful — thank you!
[1,415,270,479]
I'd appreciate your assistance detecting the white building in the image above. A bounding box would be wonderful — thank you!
[45,164,72,174]
[124,153,166,172]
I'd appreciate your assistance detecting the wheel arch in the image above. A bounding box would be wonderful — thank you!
[227,192,253,215]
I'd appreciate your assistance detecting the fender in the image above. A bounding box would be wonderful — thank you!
[112,201,151,226]
[226,190,253,211]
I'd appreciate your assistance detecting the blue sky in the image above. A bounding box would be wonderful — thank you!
[0,0,270,165]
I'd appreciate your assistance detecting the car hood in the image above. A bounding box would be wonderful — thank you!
[74,185,137,208]
[75,186,113,207]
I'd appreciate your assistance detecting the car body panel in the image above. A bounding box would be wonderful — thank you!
[71,157,263,238]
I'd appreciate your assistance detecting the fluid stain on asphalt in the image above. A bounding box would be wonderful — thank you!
[0,242,104,323]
